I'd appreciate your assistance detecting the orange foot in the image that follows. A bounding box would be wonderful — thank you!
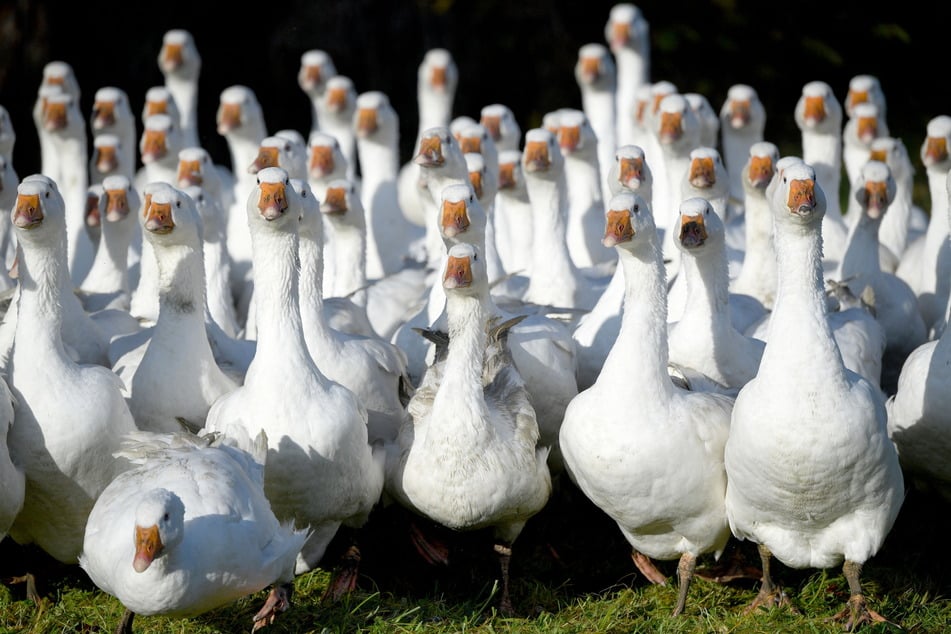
[322,545,361,603]
[827,594,896,632]
[632,551,668,585]
[743,583,797,616]
[252,584,292,632]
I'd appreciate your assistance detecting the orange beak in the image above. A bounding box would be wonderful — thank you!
[133,524,163,573]
[249,146,280,174]
[729,100,750,128]
[13,193,43,229]
[140,130,168,163]
[145,99,168,117]
[602,209,633,247]
[618,157,643,187]
[85,191,101,228]
[43,101,68,131]
[257,181,288,221]
[688,157,715,188]
[481,114,501,140]
[923,136,949,165]
[863,180,889,219]
[558,126,581,153]
[93,145,119,174]
[104,188,131,222]
[802,96,826,126]
[440,199,470,238]
[459,135,482,155]
[321,186,348,215]
[177,159,203,187]
[522,140,550,172]
[355,108,378,137]
[160,43,184,72]
[747,155,774,188]
[145,201,175,234]
[679,213,707,248]
[217,103,241,134]
[414,136,445,167]
[658,111,682,144]
[787,179,817,215]
[443,255,472,288]
[498,163,516,189]
[92,100,116,130]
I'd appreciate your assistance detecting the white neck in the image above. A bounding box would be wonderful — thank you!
[523,174,580,307]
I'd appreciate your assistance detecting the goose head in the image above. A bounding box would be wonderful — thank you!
[920,115,951,170]
[322,75,356,117]
[845,74,886,120]
[439,183,485,247]
[141,182,202,249]
[158,29,201,81]
[101,175,140,225]
[247,166,295,230]
[848,102,883,145]
[604,3,649,54]
[40,60,81,100]
[307,131,347,182]
[414,126,466,174]
[216,85,263,136]
[479,104,520,154]
[497,150,526,194]
[602,191,655,251]
[41,92,82,135]
[291,178,321,242]
[655,93,699,149]
[90,86,133,133]
[298,49,337,99]
[353,91,398,143]
[521,128,563,181]
[868,137,911,181]
[766,155,806,202]
[770,161,826,226]
[685,92,719,142]
[140,114,182,165]
[90,133,122,178]
[464,152,498,208]
[675,197,723,255]
[0,104,15,157]
[176,146,222,197]
[142,85,181,123]
[131,488,185,573]
[794,80,842,132]
[419,48,458,99]
[556,109,598,159]
[443,242,487,297]
[719,84,765,133]
[609,144,653,197]
[320,178,364,230]
[249,135,304,179]
[456,122,498,170]
[743,141,780,192]
[646,80,678,130]
[13,175,66,244]
[684,146,726,192]
[853,160,895,221]
[575,43,616,92]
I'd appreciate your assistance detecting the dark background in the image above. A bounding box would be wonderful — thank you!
[1,0,949,206]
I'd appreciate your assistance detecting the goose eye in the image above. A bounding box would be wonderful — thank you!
[176,200,181,208]
[633,204,639,213]
[473,253,479,261]
[301,189,308,198]
[163,512,169,522]
[469,195,474,203]
[45,191,50,198]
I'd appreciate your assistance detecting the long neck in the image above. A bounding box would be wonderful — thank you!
[423,170,467,270]
[153,241,214,352]
[924,164,951,251]
[226,127,267,185]
[597,241,673,399]
[14,235,68,361]
[677,246,732,337]
[298,225,337,352]
[582,91,617,158]
[761,219,847,382]
[614,48,647,146]
[879,170,912,256]
[432,292,487,427]
[801,130,842,215]
[328,221,367,304]
[166,75,199,145]
[417,93,452,138]
[246,227,315,375]
[357,137,399,191]
[838,216,882,280]
[83,219,133,293]
[524,173,580,306]
[733,188,777,307]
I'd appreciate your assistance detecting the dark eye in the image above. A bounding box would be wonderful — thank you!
[163,512,169,521]
[45,191,50,198]
[469,195,474,203]
[301,189,308,198]
[633,204,639,213]
[176,200,181,208]
[473,253,479,261]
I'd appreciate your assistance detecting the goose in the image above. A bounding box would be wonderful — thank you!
[131,113,185,326]
[842,101,888,218]
[895,115,951,335]
[492,149,533,278]
[574,43,617,204]
[317,75,358,182]
[203,166,384,582]
[0,103,14,160]
[718,84,766,212]
[836,160,927,369]
[217,84,268,327]
[142,85,181,124]
[112,182,239,434]
[639,80,679,229]
[574,143,654,390]
[869,136,923,273]
[520,127,605,313]
[34,61,81,179]
[397,49,459,231]
[557,109,615,271]
[89,86,137,182]
[794,80,848,269]
[248,134,307,181]
[88,133,131,189]
[885,284,951,502]
[158,29,202,150]
[176,146,241,337]
[604,3,651,148]
[479,103,521,154]
[723,160,904,628]
[5,174,137,570]
[77,174,139,313]
[38,89,94,287]
[297,49,338,137]
[559,191,734,616]
[79,429,308,634]
[353,91,425,280]
[384,241,551,616]
[685,93,719,154]
[668,197,765,392]
[0,153,19,293]
[296,176,412,447]
[0,375,22,543]
[844,74,887,121]
[652,92,701,268]
[729,141,781,310]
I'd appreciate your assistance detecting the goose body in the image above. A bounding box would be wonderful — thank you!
[605,3,650,148]
[158,29,202,150]
[560,192,733,616]
[719,84,766,211]
[0,375,22,542]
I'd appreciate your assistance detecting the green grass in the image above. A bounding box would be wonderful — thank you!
[2,480,948,634]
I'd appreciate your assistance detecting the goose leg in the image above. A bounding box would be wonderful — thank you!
[8,572,40,604]
[827,560,895,631]
[322,543,362,602]
[252,582,293,632]
[114,608,134,634]
[744,544,795,614]
[494,542,515,616]
[631,550,668,585]
[671,552,697,616]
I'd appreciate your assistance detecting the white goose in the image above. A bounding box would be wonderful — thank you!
[112,183,239,434]
[844,74,887,121]
[794,80,848,269]
[559,191,734,616]
[639,80,679,229]
[353,91,425,280]
[203,167,384,579]
[0,375,22,543]
[492,149,533,279]
[718,83,766,212]
[79,430,307,634]
[836,160,927,367]
[384,241,551,616]
[397,49,459,230]
[248,134,307,180]
[573,143,653,390]
[842,101,888,212]
[317,75,358,182]
[78,174,139,313]
[89,86,137,183]
[685,93,719,153]
[297,49,338,137]
[34,61,81,179]
[723,160,904,628]
[296,177,412,447]
[557,109,614,271]
[575,43,617,203]
[729,141,780,309]
[158,29,202,150]
[604,3,651,148]
[0,152,20,293]
[6,174,137,568]
[895,115,951,335]
[668,197,765,392]
[176,146,241,338]
[870,136,923,273]
[479,103,521,154]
